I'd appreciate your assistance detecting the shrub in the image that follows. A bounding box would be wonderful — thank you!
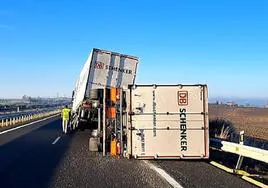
[209,118,237,141]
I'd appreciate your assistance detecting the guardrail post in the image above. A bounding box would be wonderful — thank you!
[1,119,4,127]
[235,131,245,170]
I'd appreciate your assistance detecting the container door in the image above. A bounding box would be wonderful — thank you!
[130,85,209,159]
[87,49,139,90]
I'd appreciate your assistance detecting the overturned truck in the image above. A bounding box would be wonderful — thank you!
[71,48,209,159]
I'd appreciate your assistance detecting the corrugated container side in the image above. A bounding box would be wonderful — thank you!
[72,51,93,112]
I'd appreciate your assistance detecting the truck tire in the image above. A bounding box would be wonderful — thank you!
[78,121,85,131]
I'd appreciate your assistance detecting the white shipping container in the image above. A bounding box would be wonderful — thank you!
[72,49,139,112]
[127,84,209,159]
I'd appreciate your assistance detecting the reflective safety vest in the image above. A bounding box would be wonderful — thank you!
[62,108,71,120]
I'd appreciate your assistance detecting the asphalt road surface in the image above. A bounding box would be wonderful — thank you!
[0,117,255,188]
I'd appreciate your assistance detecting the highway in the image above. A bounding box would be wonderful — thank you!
[0,117,256,188]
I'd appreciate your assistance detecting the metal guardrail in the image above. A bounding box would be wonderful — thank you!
[210,138,268,187]
[0,110,61,128]
[210,138,268,163]
[0,109,33,115]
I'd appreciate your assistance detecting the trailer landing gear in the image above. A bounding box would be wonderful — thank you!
[89,137,100,152]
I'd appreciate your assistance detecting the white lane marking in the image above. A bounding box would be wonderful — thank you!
[0,114,59,135]
[144,161,183,188]
[52,136,61,145]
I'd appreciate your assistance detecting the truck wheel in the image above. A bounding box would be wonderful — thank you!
[79,123,85,131]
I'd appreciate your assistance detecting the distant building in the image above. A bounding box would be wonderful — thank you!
[264,101,268,108]
[22,95,30,101]
[226,101,236,106]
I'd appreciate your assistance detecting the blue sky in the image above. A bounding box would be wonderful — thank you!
[0,0,268,99]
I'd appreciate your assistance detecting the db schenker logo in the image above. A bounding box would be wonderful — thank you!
[178,91,188,106]
[95,61,105,69]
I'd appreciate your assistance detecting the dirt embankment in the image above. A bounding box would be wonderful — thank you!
[209,104,268,140]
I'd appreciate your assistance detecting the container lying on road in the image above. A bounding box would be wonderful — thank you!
[126,84,209,159]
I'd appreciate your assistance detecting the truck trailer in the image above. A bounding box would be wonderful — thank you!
[71,48,139,131]
[70,48,209,159]
[126,84,209,159]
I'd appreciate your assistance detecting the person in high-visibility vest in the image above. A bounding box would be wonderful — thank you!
[62,105,71,134]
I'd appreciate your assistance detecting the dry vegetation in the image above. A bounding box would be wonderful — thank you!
[209,104,268,140]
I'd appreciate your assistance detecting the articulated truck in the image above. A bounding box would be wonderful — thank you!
[71,48,209,159]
